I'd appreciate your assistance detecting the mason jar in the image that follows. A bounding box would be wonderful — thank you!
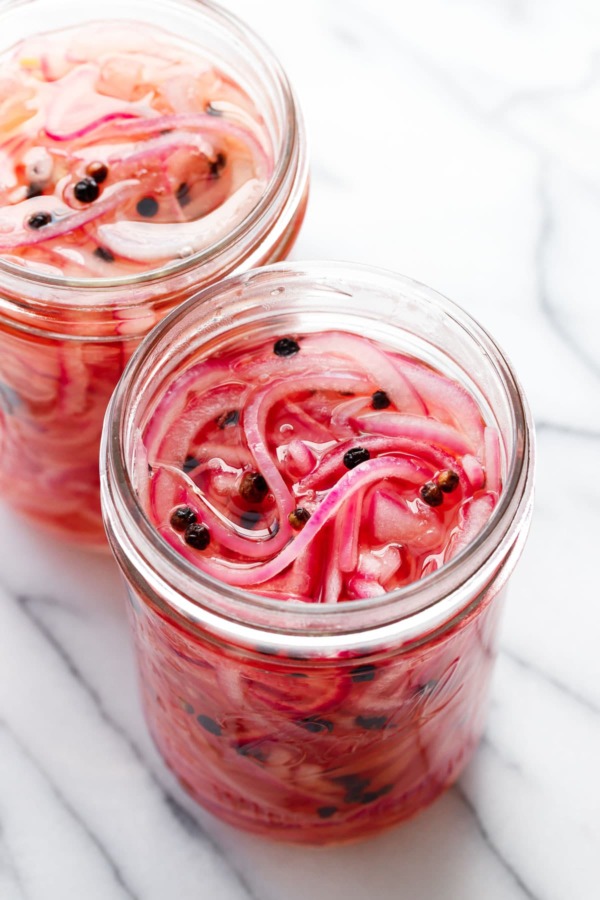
[100,262,534,843]
[0,0,308,544]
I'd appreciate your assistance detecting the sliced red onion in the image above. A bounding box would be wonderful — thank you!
[284,439,316,478]
[356,413,475,455]
[0,181,139,251]
[96,178,263,263]
[44,63,152,141]
[357,545,402,584]
[445,494,496,562]
[346,575,387,600]
[339,490,363,573]
[372,489,443,551]
[150,465,292,560]
[301,332,426,415]
[398,357,485,453]
[323,524,343,604]
[461,454,485,490]
[189,455,430,586]
[330,396,368,432]
[484,426,501,494]
[298,435,456,492]
[152,382,247,466]
[244,372,376,528]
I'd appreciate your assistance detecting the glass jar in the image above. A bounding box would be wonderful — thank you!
[100,262,534,844]
[0,0,308,544]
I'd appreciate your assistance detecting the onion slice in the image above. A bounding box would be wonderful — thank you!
[97,178,263,263]
[181,455,431,586]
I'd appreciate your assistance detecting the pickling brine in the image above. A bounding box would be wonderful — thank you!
[141,331,501,601]
[0,21,272,276]
[0,4,308,543]
[101,264,534,843]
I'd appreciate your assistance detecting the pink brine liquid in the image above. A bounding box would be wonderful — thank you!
[0,20,287,541]
[0,21,272,276]
[129,328,505,841]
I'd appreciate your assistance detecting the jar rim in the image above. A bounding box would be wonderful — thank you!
[101,261,535,651]
[0,0,300,298]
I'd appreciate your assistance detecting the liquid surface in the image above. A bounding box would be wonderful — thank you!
[141,330,501,602]
[0,21,273,278]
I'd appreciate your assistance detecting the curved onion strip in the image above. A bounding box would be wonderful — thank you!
[461,453,486,490]
[398,357,485,453]
[323,518,343,604]
[52,113,272,177]
[151,465,292,559]
[483,426,501,494]
[0,181,139,250]
[300,332,426,415]
[298,434,460,492]
[232,351,375,385]
[330,396,368,431]
[338,489,364,573]
[355,412,475,455]
[154,383,247,466]
[106,130,214,171]
[244,372,375,526]
[44,63,153,140]
[445,494,496,563]
[97,178,263,263]
[175,455,430,587]
[144,362,235,458]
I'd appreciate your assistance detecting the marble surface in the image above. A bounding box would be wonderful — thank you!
[1,0,599,897]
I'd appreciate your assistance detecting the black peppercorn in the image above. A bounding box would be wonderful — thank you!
[437,469,460,493]
[176,182,192,207]
[170,506,197,531]
[216,409,239,429]
[94,246,115,262]
[273,337,300,357]
[420,481,443,507]
[184,522,211,550]
[350,664,377,683]
[288,507,311,530]
[136,196,159,218]
[86,161,108,184]
[371,390,390,410]
[209,152,227,178]
[26,183,44,199]
[74,177,100,203]
[182,455,199,473]
[317,806,338,819]
[343,447,370,469]
[239,472,269,503]
[27,212,52,229]
[298,716,334,734]
[196,714,222,736]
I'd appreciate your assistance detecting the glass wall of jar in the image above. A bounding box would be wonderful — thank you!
[101,263,534,843]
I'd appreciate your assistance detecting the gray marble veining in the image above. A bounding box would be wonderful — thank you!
[1,1,598,897]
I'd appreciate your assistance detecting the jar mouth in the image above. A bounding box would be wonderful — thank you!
[101,262,535,648]
[0,0,301,298]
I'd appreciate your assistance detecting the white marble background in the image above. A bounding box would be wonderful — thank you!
[1,0,599,897]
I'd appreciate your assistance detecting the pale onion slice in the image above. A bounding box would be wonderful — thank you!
[44,63,153,140]
[356,412,475,455]
[445,493,496,562]
[0,181,139,250]
[372,489,443,551]
[300,332,426,416]
[483,426,502,494]
[97,178,263,263]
